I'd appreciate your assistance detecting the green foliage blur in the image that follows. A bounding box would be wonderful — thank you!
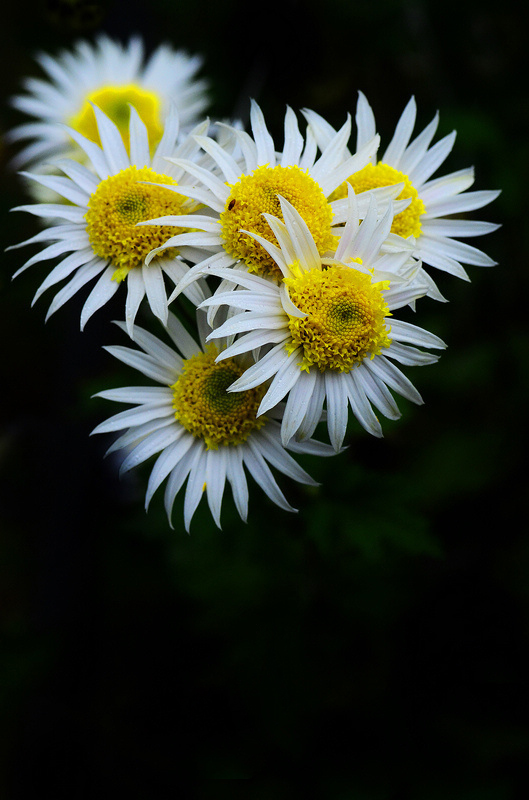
[1,0,526,791]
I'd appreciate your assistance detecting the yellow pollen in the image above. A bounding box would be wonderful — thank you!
[69,84,163,153]
[330,162,426,239]
[171,346,267,449]
[85,166,190,281]
[284,265,392,372]
[220,165,336,280]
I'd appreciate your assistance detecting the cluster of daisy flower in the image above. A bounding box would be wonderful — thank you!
[7,36,500,530]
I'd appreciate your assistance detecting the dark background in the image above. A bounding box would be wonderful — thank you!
[1,0,527,791]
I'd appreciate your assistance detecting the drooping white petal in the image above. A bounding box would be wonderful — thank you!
[80,265,120,330]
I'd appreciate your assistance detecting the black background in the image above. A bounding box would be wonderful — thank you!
[1,0,527,791]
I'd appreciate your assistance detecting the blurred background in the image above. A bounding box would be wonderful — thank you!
[1,0,526,791]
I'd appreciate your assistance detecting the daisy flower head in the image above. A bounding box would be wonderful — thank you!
[7,35,209,169]
[304,93,500,300]
[143,100,414,299]
[200,190,446,452]
[9,104,211,336]
[91,310,335,531]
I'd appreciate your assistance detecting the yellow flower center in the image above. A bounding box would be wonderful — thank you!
[69,84,163,153]
[171,347,267,449]
[284,264,392,372]
[220,165,336,280]
[330,162,426,239]
[85,166,189,281]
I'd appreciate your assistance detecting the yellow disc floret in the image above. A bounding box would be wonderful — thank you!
[171,346,267,449]
[220,165,336,280]
[85,166,188,281]
[284,265,392,372]
[69,84,163,153]
[330,162,426,239]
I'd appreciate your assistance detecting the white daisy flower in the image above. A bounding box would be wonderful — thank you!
[7,35,209,169]
[91,310,335,531]
[199,192,446,452]
[9,105,210,336]
[140,100,412,297]
[303,93,500,299]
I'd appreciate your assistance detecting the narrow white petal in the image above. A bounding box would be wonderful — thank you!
[364,355,423,405]
[421,218,501,238]
[45,259,105,322]
[19,170,90,207]
[142,262,168,325]
[125,268,146,338]
[103,345,176,385]
[423,189,500,219]
[80,266,120,329]
[114,320,183,373]
[91,103,130,174]
[94,386,174,404]
[356,91,377,153]
[258,350,303,415]
[225,448,249,522]
[29,249,94,302]
[419,234,497,266]
[416,239,471,280]
[103,417,174,457]
[194,134,242,185]
[165,311,202,358]
[324,370,350,451]
[257,427,318,486]
[145,432,193,509]
[281,368,318,445]
[281,107,304,167]
[389,319,445,349]
[227,341,291,392]
[205,447,228,528]
[250,100,277,166]
[383,96,417,168]
[243,441,296,513]
[295,374,326,441]
[184,446,208,531]
[399,112,439,176]
[420,167,475,205]
[120,425,181,475]
[345,369,383,437]
[92,403,173,435]
[409,131,456,187]
[128,105,151,168]
[384,341,440,367]
[354,366,401,421]
[164,443,198,528]
[64,127,111,180]
[278,196,321,270]
[54,158,100,194]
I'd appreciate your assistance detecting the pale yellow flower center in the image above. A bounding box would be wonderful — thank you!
[284,264,392,372]
[330,162,425,239]
[69,84,163,152]
[220,165,336,280]
[171,347,267,449]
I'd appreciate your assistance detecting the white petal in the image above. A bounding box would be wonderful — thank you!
[383,96,416,168]
[45,258,105,321]
[225,448,249,522]
[125,268,146,338]
[142,262,168,325]
[80,265,120,329]
[145,432,193,509]
[324,370,350,451]
[103,345,176,385]
[205,447,228,528]
[281,368,318,445]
